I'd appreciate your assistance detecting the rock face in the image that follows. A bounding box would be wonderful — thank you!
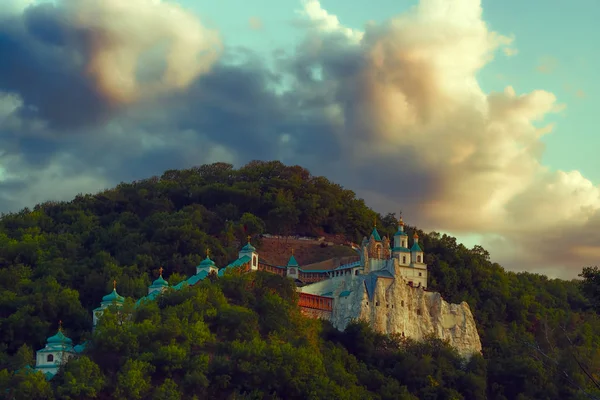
[300,270,482,358]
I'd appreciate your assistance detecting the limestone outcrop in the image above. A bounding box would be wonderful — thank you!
[301,271,482,358]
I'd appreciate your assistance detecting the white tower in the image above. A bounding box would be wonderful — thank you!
[392,216,410,266]
[35,322,76,379]
[286,249,299,280]
[238,236,259,270]
[93,280,125,330]
[410,233,428,288]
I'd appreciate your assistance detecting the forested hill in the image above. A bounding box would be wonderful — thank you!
[1,160,599,399]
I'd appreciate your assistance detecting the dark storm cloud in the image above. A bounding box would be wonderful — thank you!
[0,8,110,130]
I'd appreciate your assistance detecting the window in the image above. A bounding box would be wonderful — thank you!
[401,300,404,307]
[253,256,257,267]
[47,354,54,362]
[402,256,406,264]
[376,245,382,258]
[376,301,380,306]
[355,270,358,276]
[417,255,421,262]
[419,272,422,276]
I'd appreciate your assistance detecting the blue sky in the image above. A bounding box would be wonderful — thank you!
[185,0,599,182]
[0,0,598,278]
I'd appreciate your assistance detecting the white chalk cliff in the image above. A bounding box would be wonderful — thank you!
[300,269,482,358]
[298,224,482,358]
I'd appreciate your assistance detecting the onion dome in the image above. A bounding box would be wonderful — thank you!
[101,280,125,305]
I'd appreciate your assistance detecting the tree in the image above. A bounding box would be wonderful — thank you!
[56,356,106,399]
[579,266,600,312]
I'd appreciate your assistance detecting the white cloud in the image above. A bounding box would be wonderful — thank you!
[296,0,364,43]
[54,0,222,104]
[290,0,599,277]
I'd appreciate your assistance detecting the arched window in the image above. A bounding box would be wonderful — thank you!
[252,256,257,267]
[47,354,54,362]
[376,245,382,258]
[402,256,406,264]
[417,255,421,263]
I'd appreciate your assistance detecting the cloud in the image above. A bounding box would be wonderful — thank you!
[295,0,363,43]
[536,56,558,74]
[249,16,263,31]
[0,0,221,129]
[0,0,598,279]
[503,47,518,57]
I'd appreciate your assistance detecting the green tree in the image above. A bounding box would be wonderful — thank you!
[56,356,106,399]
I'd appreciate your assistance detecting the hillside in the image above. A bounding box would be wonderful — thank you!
[0,160,599,399]
[257,237,357,267]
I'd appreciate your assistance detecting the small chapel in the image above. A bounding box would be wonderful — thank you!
[29,215,430,378]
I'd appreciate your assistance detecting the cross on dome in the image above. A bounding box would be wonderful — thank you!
[113,279,117,290]
[159,267,163,276]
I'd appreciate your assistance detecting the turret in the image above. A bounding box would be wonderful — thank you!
[35,321,76,379]
[392,215,410,265]
[197,249,219,275]
[286,248,299,280]
[93,280,125,330]
[148,267,169,295]
[410,233,424,264]
[368,219,384,259]
[239,235,259,270]
[409,232,428,289]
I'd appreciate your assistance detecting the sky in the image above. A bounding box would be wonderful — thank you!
[0,0,598,279]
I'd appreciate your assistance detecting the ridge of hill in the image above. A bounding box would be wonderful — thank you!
[0,160,599,399]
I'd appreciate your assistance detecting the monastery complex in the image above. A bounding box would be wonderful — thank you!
[29,216,482,379]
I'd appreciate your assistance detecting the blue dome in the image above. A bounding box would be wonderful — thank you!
[370,227,382,241]
[411,242,423,252]
[47,330,72,345]
[102,289,125,304]
[199,256,216,267]
[241,242,256,252]
[287,255,299,267]
[151,275,169,287]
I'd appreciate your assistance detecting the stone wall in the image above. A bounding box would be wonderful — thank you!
[300,308,332,320]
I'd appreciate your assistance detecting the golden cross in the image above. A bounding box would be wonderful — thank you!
[58,320,63,332]
[291,248,294,255]
[113,279,117,290]
[374,217,377,227]
[159,267,163,276]
[206,248,210,257]
[247,235,251,243]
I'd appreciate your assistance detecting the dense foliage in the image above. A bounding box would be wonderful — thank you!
[0,160,599,399]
